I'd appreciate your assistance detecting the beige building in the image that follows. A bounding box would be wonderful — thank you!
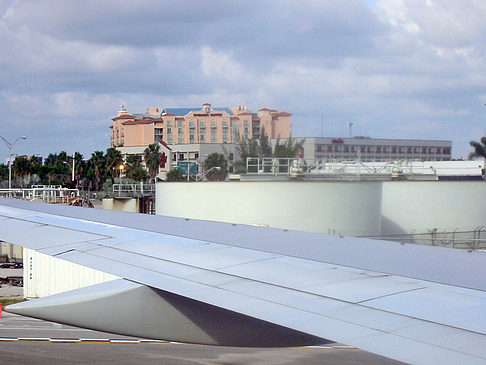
[110,103,291,148]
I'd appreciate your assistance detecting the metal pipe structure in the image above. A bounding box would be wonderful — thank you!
[0,136,26,195]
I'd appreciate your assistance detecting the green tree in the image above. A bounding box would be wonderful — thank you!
[468,136,486,160]
[258,127,272,158]
[144,143,162,182]
[87,151,106,191]
[125,155,147,181]
[273,138,304,158]
[105,148,124,180]
[73,152,86,189]
[0,164,8,185]
[203,153,228,181]
[12,156,31,182]
[235,137,259,173]
[165,168,185,182]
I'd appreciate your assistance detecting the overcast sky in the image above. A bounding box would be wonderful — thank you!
[1,0,485,160]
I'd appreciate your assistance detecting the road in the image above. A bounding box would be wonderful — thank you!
[0,312,404,365]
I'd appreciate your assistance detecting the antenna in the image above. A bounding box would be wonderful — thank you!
[348,122,354,138]
[321,114,324,137]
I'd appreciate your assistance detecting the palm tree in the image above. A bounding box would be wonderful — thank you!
[144,143,162,182]
[87,151,106,191]
[105,148,124,180]
[72,152,86,189]
[203,153,228,181]
[469,136,486,160]
[12,156,31,187]
[125,155,147,182]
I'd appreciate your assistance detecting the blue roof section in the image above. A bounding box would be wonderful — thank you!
[162,107,233,116]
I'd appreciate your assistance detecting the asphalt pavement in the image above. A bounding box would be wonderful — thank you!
[0,312,404,365]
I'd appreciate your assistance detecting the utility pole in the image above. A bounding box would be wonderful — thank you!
[0,136,27,196]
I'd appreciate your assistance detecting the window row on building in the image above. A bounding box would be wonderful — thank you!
[110,104,291,148]
[302,137,452,162]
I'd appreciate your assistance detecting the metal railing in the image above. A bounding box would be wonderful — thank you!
[112,183,155,198]
[0,185,79,204]
[364,228,486,250]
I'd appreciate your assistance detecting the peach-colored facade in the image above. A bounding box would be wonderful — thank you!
[110,104,291,148]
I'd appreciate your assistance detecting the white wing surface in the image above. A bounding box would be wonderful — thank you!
[1,199,486,364]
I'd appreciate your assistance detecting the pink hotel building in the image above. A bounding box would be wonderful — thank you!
[110,103,292,148]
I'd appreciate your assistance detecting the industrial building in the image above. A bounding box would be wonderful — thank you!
[300,137,452,161]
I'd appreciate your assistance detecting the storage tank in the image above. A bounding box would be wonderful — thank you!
[382,181,486,235]
[156,181,382,236]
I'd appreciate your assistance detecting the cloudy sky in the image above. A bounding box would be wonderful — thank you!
[1,0,485,160]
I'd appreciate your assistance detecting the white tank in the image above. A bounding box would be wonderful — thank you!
[382,181,486,235]
[156,181,382,236]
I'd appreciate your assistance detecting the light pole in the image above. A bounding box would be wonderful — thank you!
[0,136,26,194]
[119,164,125,182]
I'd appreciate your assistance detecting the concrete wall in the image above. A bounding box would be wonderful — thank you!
[156,181,383,236]
[381,181,486,235]
[23,248,118,298]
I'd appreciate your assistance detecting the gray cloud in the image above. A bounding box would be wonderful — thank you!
[0,0,485,160]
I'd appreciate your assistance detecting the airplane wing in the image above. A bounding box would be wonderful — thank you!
[1,198,486,364]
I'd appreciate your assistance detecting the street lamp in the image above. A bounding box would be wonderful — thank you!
[0,136,27,194]
[119,164,125,182]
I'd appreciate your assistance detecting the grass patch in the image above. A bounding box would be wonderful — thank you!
[1,298,25,306]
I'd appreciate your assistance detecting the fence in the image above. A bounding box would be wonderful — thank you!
[112,183,155,198]
[364,228,486,250]
[0,185,79,204]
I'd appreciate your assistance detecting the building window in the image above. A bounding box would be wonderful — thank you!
[177,121,183,128]
[190,134,195,142]
[443,147,451,154]
[189,121,195,128]
[167,121,172,128]
[211,121,216,128]
[222,121,228,127]
[211,129,217,142]
[229,153,234,161]
[343,146,349,153]
[407,147,412,154]
[200,122,205,129]
[168,134,173,143]
[179,153,185,161]
[200,133,205,142]
[154,128,163,142]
